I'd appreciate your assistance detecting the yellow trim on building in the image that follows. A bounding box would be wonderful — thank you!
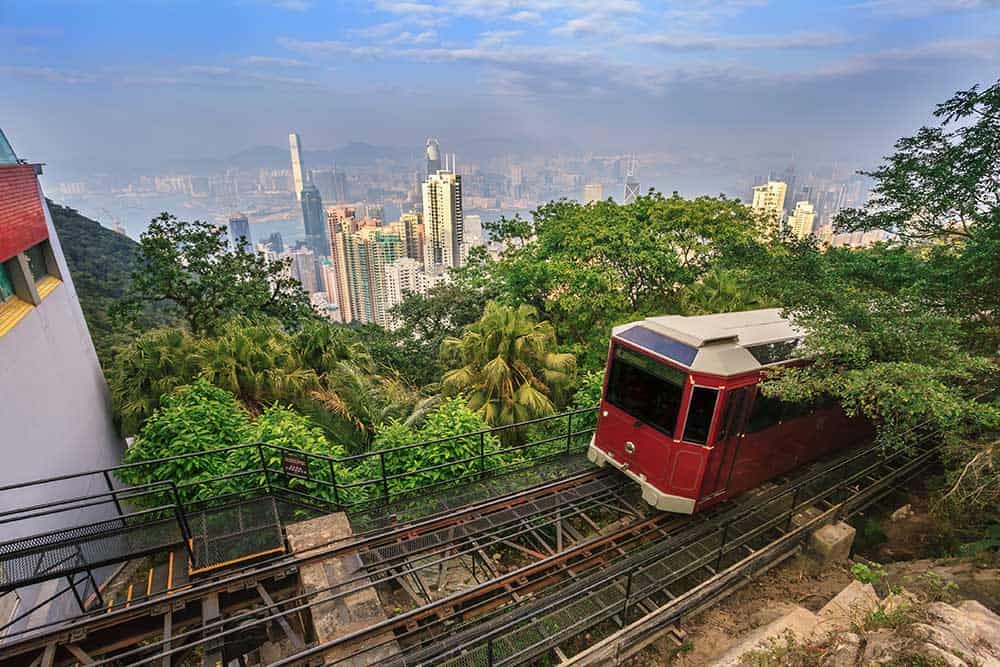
[36,275,61,299]
[0,296,32,337]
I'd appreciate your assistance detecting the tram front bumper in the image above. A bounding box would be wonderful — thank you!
[587,437,696,515]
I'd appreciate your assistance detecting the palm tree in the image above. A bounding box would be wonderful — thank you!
[108,327,199,435]
[195,318,318,412]
[440,302,576,428]
[679,267,769,315]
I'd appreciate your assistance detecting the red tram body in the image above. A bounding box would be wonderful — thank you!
[588,308,868,514]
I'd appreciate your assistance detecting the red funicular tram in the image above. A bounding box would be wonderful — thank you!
[588,308,867,514]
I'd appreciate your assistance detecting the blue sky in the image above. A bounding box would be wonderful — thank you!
[1,0,997,176]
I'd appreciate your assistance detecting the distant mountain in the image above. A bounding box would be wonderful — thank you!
[48,201,178,364]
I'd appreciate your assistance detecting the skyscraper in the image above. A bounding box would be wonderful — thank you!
[301,184,328,258]
[623,155,640,204]
[400,212,424,264]
[788,201,817,239]
[383,257,424,329]
[751,180,788,232]
[583,184,603,204]
[289,132,306,201]
[422,170,464,270]
[227,212,252,253]
[425,138,441,177]
[328,225,403,326]
[287,246,320,293]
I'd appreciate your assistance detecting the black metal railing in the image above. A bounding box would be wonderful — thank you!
[0,407,597,595]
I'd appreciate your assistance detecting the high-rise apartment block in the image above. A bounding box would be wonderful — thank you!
[400,212,424,264]
[583,183,603,204]
[422,170,464,270]
[751,180,788,232]
[787,201,817,239]
[227,212,251,252]
[287,246,320,294]
[383,257,424,329]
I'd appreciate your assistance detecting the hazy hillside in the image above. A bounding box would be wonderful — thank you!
[48,201,177,364]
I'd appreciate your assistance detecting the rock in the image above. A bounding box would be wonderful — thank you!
[861,628,911,664]
[890,504,913,521]
[882,589,918,614]
[910,600,1000,666]
[810,522,856,562]
[711,606,819,666]
[821,632,862,667]
[815,581,879,637]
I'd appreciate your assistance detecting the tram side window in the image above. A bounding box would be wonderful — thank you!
[606,345,685,437]
[746,391,783,433]
[683,387,718,445]
[716,387,751,442]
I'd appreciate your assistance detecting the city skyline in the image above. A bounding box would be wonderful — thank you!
[1,1,997,185]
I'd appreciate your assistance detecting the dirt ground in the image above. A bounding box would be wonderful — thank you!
[628,492,1000,666]
[629,552,854,666]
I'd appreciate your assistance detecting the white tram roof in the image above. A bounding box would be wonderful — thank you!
[611,308,803,377]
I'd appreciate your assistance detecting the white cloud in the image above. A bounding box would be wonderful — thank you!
[635,31,850,51]
[849,0,998,16]
[243,55,309,67]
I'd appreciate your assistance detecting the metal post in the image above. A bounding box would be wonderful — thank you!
[786,487,801,532]
[487,638,494,666]
[716,521,730,570]
[329,459,340,508]
[480,432,486,477]
[379,451,390,504]
[103,470,123,516]
[258,444,272,496]
[622,571,633,624]
[66,575,86,613]
[566,412,573,455]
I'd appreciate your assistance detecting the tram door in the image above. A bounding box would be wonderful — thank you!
[700,386,752,500]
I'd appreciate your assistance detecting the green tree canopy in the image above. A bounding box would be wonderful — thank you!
[755,82,1000,524]
[111,213,314,334]
[441,302,576,427]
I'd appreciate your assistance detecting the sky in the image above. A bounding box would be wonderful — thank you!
[1,0,998,178]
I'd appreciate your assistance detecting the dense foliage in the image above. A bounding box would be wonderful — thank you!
[755,81,1000,526]
[111,213,315,334]
[441,302,576,429]
[107,317,417,447]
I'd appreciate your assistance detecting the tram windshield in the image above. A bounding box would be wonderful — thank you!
[605,344,685,436]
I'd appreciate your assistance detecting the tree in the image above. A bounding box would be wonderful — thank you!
[756,82,1000,527]
[117,380,252,501]
[363,397,507,497]
[478,193,764,369]
[679,266,772,316]
[111,213,314,334]
[440,302,576,428]
[835,79,1000,333]
[107,318,416,447]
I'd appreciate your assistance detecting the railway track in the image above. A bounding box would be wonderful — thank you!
[2,428,947,666]
[0,467,631,664]
[259,435,929,666]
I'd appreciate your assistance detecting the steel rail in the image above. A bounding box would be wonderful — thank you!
[85,480,637,666]
[388,440,938,666]
[0,468,608,656]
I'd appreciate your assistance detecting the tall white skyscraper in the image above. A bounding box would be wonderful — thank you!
[751,180,788,232]
[289,132,306,201]
[788,201,817,239]
[422,170,464,270]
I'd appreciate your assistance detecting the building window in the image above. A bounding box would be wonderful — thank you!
[24,243,49,283]
[0,261,15,302]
